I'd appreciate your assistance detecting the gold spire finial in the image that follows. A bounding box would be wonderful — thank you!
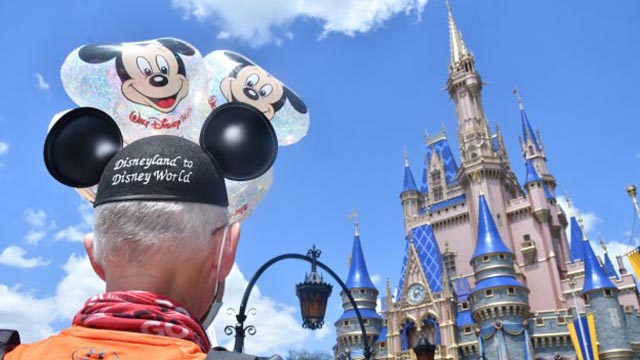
[512,88,524,111]
[599,234,607,253]
[446,0,468,65]
[578,217,588,241]
[404,147,409,167]
[347,210,359,236]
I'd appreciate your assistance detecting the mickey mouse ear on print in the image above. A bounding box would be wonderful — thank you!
[44,104,277,207]
[203,50,310,146]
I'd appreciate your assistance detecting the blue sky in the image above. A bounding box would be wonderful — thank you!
[1,0,639,354]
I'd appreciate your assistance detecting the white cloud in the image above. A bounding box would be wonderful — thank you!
[557,196,602,236]
[172,0,428,46]
[0,254,104,343]
[370,274,381,285]
[211,264,332,354]
[0,285,57,341]
[54,203,93,242]
[24,230,46,245]
[54,226,84,242]
[35,73,50,91]
[0,246,51,268]
[22,209,56,245]
[0,142,8,156]
[24,209,48,228]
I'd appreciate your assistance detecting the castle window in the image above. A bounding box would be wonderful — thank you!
[604,289,613,297]
[433,186,444,202]
[363,319,369,325]
[464,327,472,335]
[462,301,469,310]
[485,289,493,297]
[384,319,388,326]
[535,318,544,326]
[557,316,566,325]
[482,255,490,263]
[443,251,457,276]
[528,145,534,156]
[344,321,350,326]
[498,254,506,260]
[380,342,386,348]
[360,289,366,294]
[507,287,515,295]
[496,214,503,227]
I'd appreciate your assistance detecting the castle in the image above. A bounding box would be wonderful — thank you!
[333,1,640,359]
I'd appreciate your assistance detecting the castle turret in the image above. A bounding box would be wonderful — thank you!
[600,238,620,280]
[335,221,382,360]
[514,90,556,192]
[523,159,550,222]
[470,195,531,360]
[580,237,632,359]
[401,149,420,234]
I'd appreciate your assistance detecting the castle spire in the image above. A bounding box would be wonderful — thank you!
[569,217,585,263]
[471,194,513,260]
[402,148,418,192]
[345,225,376,290]
[446,0,468,65]
[580,236,616,296]
[513,89,542,152]
[600,236,621,280]
[524,159,542,185]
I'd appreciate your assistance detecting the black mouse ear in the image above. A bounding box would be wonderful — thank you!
[200,103,277,181]
[44,107,123,188]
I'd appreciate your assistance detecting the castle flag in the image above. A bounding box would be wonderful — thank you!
[567,313,599,360]
[628,247,640,280]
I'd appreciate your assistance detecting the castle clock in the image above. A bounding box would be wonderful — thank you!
[407,283,425,304]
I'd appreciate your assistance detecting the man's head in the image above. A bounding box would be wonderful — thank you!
[85,200,240,320]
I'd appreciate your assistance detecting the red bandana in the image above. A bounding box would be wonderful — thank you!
[73,291,211,352]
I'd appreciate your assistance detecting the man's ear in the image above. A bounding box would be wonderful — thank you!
[213,222,240,280]
[83,233,106,281]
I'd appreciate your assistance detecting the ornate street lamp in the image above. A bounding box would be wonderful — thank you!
[296,247,333,330]
[413,333,435,360]
[226,246,372,359]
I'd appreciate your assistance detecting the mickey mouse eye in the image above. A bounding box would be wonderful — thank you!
[245,74,259,88]
[156,55,169,75]
[137,57,153,77]
[259,84,273,97]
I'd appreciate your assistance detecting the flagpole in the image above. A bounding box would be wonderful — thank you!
[626,185,640,221]
[569,277,592,360]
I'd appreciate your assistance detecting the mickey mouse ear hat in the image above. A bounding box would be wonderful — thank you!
[44,103,277,207]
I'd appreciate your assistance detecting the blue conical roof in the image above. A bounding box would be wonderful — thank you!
[569,217,585,263]
[581,239,616,295]
[471,195,513,260]
[521,108,541,151]
[603,252,620,280]
[403,163,418,192]
[346,233,376,289]
[524,159,541,185]
[411,224,444,293]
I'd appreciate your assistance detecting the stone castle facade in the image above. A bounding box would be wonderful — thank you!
[333,1,640,359]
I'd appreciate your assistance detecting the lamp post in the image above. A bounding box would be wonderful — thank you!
[225,246,373,360]
[626,184,640,220]
[413,333,436,360]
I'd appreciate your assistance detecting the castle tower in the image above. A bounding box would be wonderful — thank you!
[513,91,556,188]
[600,238,621,280]
[580,237,633,359]
[469,195,531,360]
[401,149,420,234]
[335,221,382,360]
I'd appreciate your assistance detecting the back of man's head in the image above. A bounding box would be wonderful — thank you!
[93,201,229,269]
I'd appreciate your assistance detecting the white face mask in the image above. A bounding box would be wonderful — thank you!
[200,224,230,330]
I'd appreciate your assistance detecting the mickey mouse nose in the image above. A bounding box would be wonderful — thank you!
[243,87,259,101]
[149,75,168,87]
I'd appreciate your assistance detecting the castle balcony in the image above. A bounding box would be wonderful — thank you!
[506,197,530,217]
[521,239,537,265]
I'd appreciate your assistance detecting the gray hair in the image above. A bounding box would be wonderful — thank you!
[93,201,229,266]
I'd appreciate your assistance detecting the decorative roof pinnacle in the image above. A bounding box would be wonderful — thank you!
[513,88,525,111]
[599,235,607,253]
[404,147,409,167]
[577,217,588,241]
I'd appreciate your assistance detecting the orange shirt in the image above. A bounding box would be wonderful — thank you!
[6,325,208,360]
